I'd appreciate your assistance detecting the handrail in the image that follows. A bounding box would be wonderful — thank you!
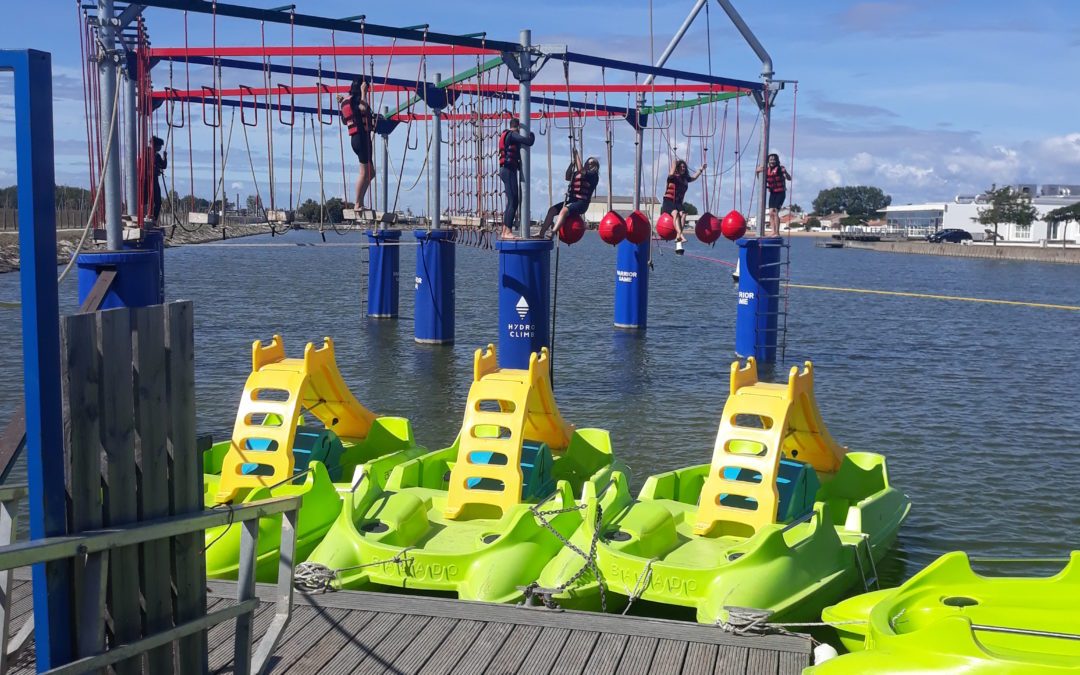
[0,492,301,675]
[0,494,300,571]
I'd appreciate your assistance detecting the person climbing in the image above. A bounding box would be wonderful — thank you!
[498,116,535,238]
[337,77,375,214]
[150,136,167,223]
[662,158,705,254]
[542,150,599,240]
[756,152,791,236]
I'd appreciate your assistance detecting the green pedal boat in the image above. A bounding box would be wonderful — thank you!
[202,335,426,582]
[535,357,910,624]
[300,344,628,603]
[808,551,1080,674]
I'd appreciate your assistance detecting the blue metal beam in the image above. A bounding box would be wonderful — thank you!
[0,48,73,670]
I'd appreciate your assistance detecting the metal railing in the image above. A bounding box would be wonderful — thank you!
[0,489,301,675]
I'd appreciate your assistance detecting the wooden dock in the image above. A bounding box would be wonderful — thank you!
[5,576,812,674]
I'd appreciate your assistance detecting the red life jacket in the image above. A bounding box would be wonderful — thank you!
[568,171,595,202]
[499,130,520,169]
[664,174,688,203]
[766,165,786,193]
[340,99,372,137]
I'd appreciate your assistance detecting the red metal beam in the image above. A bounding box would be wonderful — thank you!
[147,45,497,58]
[392,110,625,121]
[153,82,742,100]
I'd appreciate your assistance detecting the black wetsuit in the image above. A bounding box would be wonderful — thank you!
[498,128,535,230]
[152,150,166,221]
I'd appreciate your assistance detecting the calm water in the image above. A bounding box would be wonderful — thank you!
[1,233,1078,586]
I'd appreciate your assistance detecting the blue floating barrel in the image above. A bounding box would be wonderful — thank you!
[613,239,649,329]
[414,230,455,344]
[735,237,783,363]
[496,238,552,369]
[366,229,401,319]
[124,227,165,303]
[76,249,161,309]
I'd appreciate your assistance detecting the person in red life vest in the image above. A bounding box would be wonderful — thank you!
[498,116,535,238]
[756,152,792,236]
[661,158,706,253]
[337,77,376,213]
[541,150,600,240]
[150,136,167,223]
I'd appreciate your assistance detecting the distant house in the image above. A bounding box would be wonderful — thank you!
[817,212,848,230]
[584,195,662,225]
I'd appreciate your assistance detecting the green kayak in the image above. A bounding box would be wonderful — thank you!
[202,336,426,582]
[808,551,1080,674]
[301,344,628,603]
[535,358,910,624]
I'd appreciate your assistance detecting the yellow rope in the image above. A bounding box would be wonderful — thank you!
[790,283,1080,312]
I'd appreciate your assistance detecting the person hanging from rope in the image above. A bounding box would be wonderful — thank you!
[541,150,600,240]
[337,77,375,213]
[150,136,167,224]
[498,116,536,239]
[756,152,792,236]
[662,158,706,254]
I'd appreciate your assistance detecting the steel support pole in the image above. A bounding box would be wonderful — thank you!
[429,75,442,228]
[98,0,123,249]
[757,88,772,236]
[381,106,390,226]
[518,30,531,235]
[123,57,138,221]
[633,0,707,210]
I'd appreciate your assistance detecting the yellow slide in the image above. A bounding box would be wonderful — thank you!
[694,358,846,536]
[215,336,376,503]
[444,345,574,519]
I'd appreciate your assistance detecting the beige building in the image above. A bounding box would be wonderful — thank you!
[584,195,662,226]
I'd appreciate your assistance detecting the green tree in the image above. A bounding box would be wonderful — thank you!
[297,198,321,223]
[682,202,698,216]
[804,216,821,232]
[812,186,892,219]
[790,203,804,214]
[1045,202,1080,249]
[324,197,346,223]
[973,186,1038,247]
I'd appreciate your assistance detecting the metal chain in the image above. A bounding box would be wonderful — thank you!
[293,547,415,594]
[522,498,607,613]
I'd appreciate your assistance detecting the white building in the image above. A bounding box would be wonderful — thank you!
[584,196,662,225]
[881,184,1080,243]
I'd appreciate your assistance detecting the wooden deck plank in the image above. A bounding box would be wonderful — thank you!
[714,645,750,675]
[619,635,660,673]
[481,624,541,675]
[275,610,377,675]
[208,602,276,672]
[549,630,600,675]
[416,618,484,675]
[747,649,779,675]
[778,651,809,675]
[681,642,718,675]
[449,621,515,675]
[650,638,689,675]
[583,632,629,675]
[258,606,349,673]
[517,626,571,675]
[350,613,432,674]
[318,612,405,675]
[383,615,458,675]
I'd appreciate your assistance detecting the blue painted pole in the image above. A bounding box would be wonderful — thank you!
[414,230,455,344]
[3,48,73,669]
[735,237,782,363]
[496,238,552,369]
[613,239,649,329]
[366,229,401,318]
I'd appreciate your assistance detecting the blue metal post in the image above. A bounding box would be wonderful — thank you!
[613,239,649,329]
[735,237,782,363]
[366,229,401,318]
[414,230,455,344]
[496,238,552,369]
[2,48,73,669]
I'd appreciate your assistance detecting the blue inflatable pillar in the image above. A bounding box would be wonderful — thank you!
[614,239,649,329]
[367,229,401,319]
[414,230,455,344]
[496,238,552,369]
[735,237,783,363]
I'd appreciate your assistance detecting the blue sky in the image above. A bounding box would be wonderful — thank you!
[2,0,1078,214]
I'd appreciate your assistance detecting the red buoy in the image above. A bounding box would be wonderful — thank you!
[695,212,722,244]
[558,214,586,245]
[598,211,627,245]
[625,210,651,245]
[656,212,678,241]
[721,210,748,241]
